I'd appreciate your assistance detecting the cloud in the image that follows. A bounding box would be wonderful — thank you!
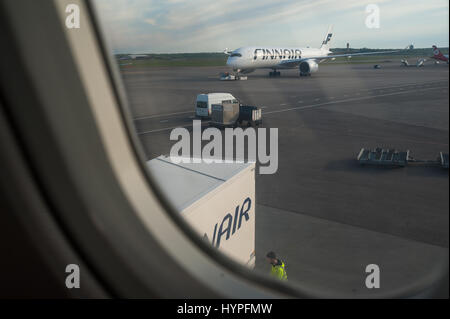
[93,0,449,53]
[145,18,157,25]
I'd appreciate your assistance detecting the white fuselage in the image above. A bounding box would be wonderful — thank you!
[226,47,331,72]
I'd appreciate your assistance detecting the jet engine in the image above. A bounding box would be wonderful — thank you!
[299,60,319,76]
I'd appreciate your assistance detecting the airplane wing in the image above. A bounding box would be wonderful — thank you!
[278,50,399,68]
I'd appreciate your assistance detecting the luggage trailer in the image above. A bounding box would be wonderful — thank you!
[210,101,262,128]
[357,147,449,169]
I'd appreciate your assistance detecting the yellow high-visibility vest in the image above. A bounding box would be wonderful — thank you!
[270,260,287,281]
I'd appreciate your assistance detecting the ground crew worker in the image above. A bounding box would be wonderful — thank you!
[266,251,287,281]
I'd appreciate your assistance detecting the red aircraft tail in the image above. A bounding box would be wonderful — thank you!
[431,45,448,62]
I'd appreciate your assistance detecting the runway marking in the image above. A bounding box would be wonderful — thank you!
[367,81,445,92]
[134,110,193,121]
[138,121,211,135]
[263,86,447,116]
[134,82,447,135]
[159,119,169,123]
[132,82,446,122]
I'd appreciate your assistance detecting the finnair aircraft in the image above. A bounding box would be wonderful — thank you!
[225,26,396,77]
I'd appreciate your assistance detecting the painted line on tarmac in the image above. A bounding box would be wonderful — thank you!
[134,110,193,121]
[263,86,447,116]
[364,80,445,92]
[137,121,211,135]
[134,83,447,134]
[132,81,445,122]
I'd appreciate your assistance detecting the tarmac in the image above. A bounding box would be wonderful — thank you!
[120,61,449,297]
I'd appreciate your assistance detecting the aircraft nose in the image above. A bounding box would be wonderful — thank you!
[227,57,240,69]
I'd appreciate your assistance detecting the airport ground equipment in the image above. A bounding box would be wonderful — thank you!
[210,100,262,128]
[211,101,240,126]
[220,72,247,81]
[237,105,262,127]
[357,148,409,167]
[195,93,238,118]
[401,58,428,67]
[147,156,256,268]
[357,148,449,169]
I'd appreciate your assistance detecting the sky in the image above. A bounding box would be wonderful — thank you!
[93,0,449,54]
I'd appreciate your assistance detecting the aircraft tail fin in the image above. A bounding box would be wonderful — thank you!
[432,45,445,59]
[320,25,333,51]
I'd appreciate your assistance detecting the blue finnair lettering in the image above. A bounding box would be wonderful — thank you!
[323,33,333,44]
[253,48,303,61]
[212,197,251,248]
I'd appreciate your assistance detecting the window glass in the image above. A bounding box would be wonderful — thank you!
[93,0,449,297]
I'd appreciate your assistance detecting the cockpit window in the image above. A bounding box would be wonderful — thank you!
[230,53,242,57]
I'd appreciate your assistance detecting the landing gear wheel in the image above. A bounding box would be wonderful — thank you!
[269,71,281,77]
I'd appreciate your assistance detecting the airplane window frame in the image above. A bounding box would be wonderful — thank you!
[85,0,448,298]
[0,0,296,298]
[0,0,446,299]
